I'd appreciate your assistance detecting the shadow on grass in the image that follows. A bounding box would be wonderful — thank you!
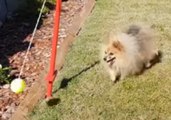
[50,61,100,105]
[46,98,61,106]
[55,60,100,90]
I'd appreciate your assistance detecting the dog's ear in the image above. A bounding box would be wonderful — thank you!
[112,40,124,51]
[109,32,124,51]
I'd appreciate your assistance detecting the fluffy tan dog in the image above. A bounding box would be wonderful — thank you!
[101,24,159,82]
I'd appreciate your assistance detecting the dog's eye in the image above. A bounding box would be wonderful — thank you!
[109,53,114,55]
[105,51,107,54]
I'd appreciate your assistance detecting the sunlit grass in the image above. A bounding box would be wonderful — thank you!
[30,0,171,120]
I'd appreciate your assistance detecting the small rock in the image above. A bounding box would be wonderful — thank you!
[10,69,19,76]
[59,34,67,38]
[0,111,3,116]
[62,6,69,12]
[6,106,15,114]
[2,112,11,120]
[3,84,10,89]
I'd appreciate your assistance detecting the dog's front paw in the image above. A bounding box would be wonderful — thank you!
[145,62,152,68]
[110,75,117,83]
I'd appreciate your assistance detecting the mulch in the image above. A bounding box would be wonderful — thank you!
[0,0,84,119]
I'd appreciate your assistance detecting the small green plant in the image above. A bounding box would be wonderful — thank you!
[0,64,11,84]
[18,0,56,17]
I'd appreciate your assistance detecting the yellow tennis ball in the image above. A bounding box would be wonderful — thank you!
[10,78,26,94]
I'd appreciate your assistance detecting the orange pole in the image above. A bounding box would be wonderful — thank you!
[46,0,61,98]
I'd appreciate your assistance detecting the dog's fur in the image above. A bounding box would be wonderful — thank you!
[101,24,159,82]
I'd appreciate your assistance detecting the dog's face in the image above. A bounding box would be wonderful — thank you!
[103,39,124,65]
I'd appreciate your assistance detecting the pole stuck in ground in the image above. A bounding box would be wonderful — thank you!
[46,0,61,99]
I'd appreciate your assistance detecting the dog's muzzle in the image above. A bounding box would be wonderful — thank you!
[103,57,116,63]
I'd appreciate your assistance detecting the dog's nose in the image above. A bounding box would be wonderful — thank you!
[103,57,107,61]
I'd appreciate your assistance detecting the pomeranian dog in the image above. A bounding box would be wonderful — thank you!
[101,24,159,82]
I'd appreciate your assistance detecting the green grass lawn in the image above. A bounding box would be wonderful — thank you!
[30,0,171,120]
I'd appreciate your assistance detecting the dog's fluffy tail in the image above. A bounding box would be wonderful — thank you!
[126,24,142,36]
[125,24,154,43]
